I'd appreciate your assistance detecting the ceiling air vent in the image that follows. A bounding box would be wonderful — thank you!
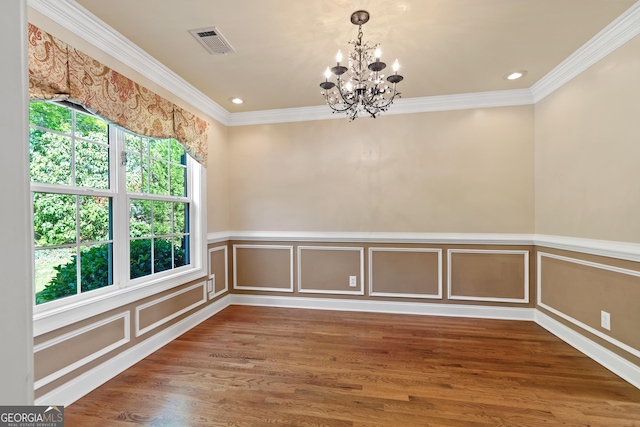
[189,27,235,55]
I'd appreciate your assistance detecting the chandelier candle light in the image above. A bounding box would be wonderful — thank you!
[320,10,404,120]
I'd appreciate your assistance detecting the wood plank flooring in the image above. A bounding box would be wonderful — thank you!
[66,306,640,426]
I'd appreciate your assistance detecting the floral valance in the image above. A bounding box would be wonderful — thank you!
[27,23,208,165]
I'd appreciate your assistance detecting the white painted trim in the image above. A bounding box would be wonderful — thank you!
[232,244,294,292]
[135,281,207,337]
[447,249,530,303]
[34,311,130,390]
[35,295,231,407]
[207,232,230,244]
[208,245,229,300]
[229,294,535,321]
[228,90,534,126]
[210,231,640,263]
[531,1,640,102]
[535,310,640,390]
[537,251,640,360]
[224,231,535,245]
[535,234,640,263]
[297,246,365,296]
[368,247,443,299]
[27,0,230,125]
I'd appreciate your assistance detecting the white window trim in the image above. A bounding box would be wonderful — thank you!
[32,118,208,337]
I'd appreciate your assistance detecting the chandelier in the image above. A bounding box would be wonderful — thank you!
[319,10,404,120]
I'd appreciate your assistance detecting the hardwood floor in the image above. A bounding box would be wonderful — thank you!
[66,306,640,426]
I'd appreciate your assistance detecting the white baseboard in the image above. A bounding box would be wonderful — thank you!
[535,310,640,389]
[35,295,232,407]
[229,294,536,321]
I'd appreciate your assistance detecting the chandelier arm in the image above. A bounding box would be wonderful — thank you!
[322,88,353,113]
[334,76,358,108]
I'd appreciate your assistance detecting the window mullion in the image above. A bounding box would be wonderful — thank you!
[111,126,130,288]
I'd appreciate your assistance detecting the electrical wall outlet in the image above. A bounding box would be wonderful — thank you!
[349,276,357,287]
[601,310,611,331]
[207,278,213,293]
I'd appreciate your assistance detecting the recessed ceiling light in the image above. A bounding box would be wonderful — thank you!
[230,98,243,104]
[505,70,527,81]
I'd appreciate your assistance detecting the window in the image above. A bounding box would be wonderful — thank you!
[124,132,190,280]
[30,102,201,307]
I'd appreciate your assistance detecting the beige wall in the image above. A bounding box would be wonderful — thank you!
[228,106,535,233]
[535,34,640,243]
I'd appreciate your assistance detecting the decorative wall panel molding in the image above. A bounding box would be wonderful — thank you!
[448,249,530,303]
[135,282,207,337]
[368,247,443,299]
[208,245,229,299]
[297,246,365,295]
[34,311,130,389]
[537,251,640,360]
[232,245,294,292]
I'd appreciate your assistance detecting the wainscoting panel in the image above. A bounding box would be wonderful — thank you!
[208,245,229,299]
[135,282,207,337]
[34,312,130,389]
[369,247,442,299]
[297,246,364,295]
[537,251,640,359]
[233,244,294,292]
[448,249,529,303]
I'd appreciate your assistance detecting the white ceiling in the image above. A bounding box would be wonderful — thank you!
[69,0,635,114]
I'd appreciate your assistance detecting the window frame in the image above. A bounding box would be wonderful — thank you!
[31,103,207,333]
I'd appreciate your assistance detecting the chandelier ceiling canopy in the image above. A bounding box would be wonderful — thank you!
[320,10,404,121]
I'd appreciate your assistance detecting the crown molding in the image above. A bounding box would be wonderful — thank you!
[227,90,535,126]
[27,0,231,126]
[531,0,640,103]
[28,0,640,126]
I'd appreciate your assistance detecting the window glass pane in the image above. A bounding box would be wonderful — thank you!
[125,132,141,153]
[30,130,72,186]
[169,139,185,164]
[29,102,72,132]
[149,138,169,160]
[80,196,111,243]
[130,239,152,279]
[126,152,143,192]
[34,247,76,305]
[33,193,76,247]
[153,201,172,236]
[174,236,188,268]
[76,139,109,189]
[174,202,188,234]
[150,159,169,195]
[80,243,112,292]
[130,199,152,238]
[75,111,108,143]
[170,164,186,197]
[153,238,173,273]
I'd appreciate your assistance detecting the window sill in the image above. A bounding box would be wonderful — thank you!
[33,266,206,336]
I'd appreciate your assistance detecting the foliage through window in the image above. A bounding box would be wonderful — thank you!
[30,102,193,306]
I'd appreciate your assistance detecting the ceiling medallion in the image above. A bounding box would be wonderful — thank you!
[320,10,404,121]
